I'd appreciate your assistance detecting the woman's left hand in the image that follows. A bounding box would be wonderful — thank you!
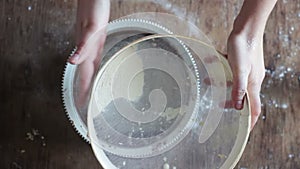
[68,0,110,107]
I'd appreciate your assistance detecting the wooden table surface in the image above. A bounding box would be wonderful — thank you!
[1,0,300,169]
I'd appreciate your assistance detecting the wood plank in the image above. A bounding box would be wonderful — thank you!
[0,0,299,168]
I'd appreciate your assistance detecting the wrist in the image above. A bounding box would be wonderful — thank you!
[231,0,276,39]
[229,18,265,52]
[232,16,266,40]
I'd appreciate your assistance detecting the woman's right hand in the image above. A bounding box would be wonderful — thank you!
[227,0,277,130]
[227,29,265,130]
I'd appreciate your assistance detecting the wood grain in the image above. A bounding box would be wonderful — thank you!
[0,0,299,169]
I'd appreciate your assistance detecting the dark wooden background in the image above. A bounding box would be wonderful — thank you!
[1,0,300,168]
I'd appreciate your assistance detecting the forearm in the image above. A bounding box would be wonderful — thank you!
[77,0,110,28]
[232,0,277,37]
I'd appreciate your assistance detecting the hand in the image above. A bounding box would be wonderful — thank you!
[227,31,265,130]
[226,0,277,130]
[68,0,110,108]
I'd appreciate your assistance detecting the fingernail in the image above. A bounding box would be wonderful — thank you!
[68,54,80,64]
[235,101,243,110]
[72,54,80,61]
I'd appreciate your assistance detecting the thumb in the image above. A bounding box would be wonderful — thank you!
[68,25,106,65]
[75,61,95,108]
[231,69,249,110]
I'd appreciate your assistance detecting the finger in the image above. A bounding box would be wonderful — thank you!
[247,83,262,130]
[203,52,227,64]
[68,26,106,65]
[203,77,233,87]
[203,55,219,64]
[203,77,215,86]
[219,100,234,109]
[216,51,227,59]
[68,32,95,65]
[68,42,85,65]
[75,61,95,108]
[231,69,249,110]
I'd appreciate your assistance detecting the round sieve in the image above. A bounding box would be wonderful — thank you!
[62,18,180,142]
[88,34,250,169]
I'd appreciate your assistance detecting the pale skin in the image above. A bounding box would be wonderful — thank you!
[228,0,277,129]
[68,0,110,107]
[68,0,277,130]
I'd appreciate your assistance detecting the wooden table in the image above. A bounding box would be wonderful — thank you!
[1,0,299,168]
